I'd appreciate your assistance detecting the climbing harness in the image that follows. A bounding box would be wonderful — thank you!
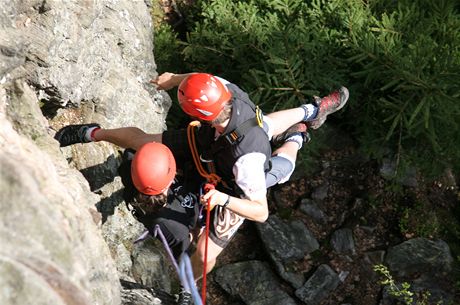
[221,106,263,145]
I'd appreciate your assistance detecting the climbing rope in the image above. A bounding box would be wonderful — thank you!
[152,225,202,305]
[153,225,180,275]
[201,183,216,305]
[187,121,228,305]
[186,121,222,186]
[179,253,203,305]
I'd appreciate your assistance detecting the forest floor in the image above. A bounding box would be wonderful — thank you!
[202,141,459,305]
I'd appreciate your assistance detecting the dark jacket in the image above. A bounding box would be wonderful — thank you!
[196,83,271,195]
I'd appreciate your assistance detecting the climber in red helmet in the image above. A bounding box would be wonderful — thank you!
[131,142,176,196]
[54,71,349,289]
[119,142,205,305]
[176,73,232,121]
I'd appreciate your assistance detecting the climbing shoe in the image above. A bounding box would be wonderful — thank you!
[306,86,349,129]
[177,287,192,305]
[272,122,310,149]
[54,123,100,147]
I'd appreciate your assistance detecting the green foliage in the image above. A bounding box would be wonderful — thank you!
[398,205,441,238]
[182,0,349,111]
[373,264,442,305]
[153,23,187,74]
[347,0,460,176]
[374,264,415,304]
[153,0,460,176]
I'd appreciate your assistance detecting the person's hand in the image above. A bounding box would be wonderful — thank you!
[149,72,177,90]
[201,189,230,210]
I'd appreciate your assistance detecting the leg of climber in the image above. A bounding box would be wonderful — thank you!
[191,235,225,281]
[265,86,349,136]
[266,122,310,188]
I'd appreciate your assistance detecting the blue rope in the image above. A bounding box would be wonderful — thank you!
[180,253,203,305]
[152,225,202,305]
[153,225,181,275]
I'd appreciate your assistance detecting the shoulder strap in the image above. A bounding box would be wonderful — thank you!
[223,106,263,145]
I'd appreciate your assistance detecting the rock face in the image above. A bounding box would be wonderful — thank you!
[1,1,171,305]
[0,83,121,305]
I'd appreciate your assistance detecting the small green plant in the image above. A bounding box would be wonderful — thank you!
[397,198,441,239]
[373,264,444,305]
[398,207,411,235]
[374,264,414,304]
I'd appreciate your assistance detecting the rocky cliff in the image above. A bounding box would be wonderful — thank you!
[1,1,170,304]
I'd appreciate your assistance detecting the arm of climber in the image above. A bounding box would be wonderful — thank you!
[150,72,196,91]
[93,127,162,151]
[202,153,269,223]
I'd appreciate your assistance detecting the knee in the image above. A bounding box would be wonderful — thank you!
[267,154,295,184]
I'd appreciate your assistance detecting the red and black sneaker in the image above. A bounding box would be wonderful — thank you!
[307,86,349,129]
[272,122,310,148]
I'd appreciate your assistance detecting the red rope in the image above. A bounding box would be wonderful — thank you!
[201,197,211,305]
[201,183,215,305]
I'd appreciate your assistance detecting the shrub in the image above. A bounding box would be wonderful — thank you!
[154,0,460,175]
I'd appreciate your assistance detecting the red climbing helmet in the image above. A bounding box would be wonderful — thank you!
[131,142,176,195]
[177,73,232,121]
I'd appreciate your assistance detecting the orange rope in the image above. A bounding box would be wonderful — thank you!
[187,121,221,185]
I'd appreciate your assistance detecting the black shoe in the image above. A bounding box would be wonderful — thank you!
[54,123,100,147]
[177,287,192,305]
[272,122,310,148]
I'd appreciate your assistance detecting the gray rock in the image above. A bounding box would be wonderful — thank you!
[380,158,418,187]
[364,251,385,265]
[0,83,121,305]
[131,239,171,293]
[121,289,163,305]
[299,198,327,223]
[1,0,171,304]
[215,261,297,305]
[385,238,453,278]
[330,228,356,255]
[311,184,329,201]
[295,264,340,305]
[256,215,319,288]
